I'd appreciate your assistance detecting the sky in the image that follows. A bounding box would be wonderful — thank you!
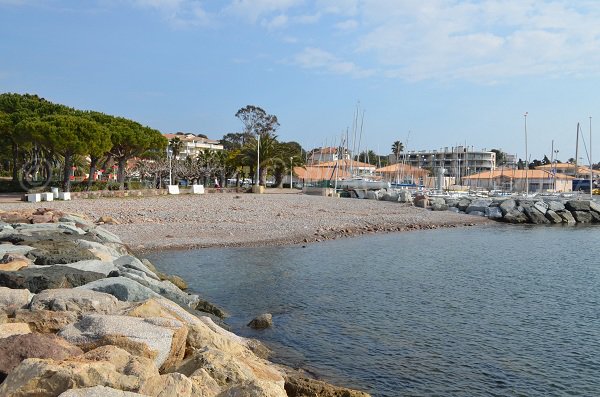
[1,0,599,162]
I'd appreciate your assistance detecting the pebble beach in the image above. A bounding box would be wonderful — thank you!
[1,191,490,251]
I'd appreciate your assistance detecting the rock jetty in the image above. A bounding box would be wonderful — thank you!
[0,209,370,397]
[406,194,600,225]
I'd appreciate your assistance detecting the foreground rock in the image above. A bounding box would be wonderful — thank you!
[0,210,372,397]
[248,313,273,329]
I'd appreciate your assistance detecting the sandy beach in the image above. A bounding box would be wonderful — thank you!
[0,190,490,251]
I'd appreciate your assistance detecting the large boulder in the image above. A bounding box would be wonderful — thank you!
[381,192,399,202]
[545,210,563,224]
[284,375,370,397]
[114,255,160,280]
[30,288,120,314]
[556,210,576,224]
[13,309,79,333]
[0,286,34,314]
[413,196,429,208]
[90,226,123,245]
[0,266,104,293]
[546,200,566,212]
[138,373,194,397]
[523,206,550,224]
[0,244,36,256]
[220,379,287,397]
[0,333,83,381]
[503,209,529,224]
[572,210,593,223]
[25,240,97,266]
[0,323,30,339]
[565,200,591,212]
[533,201,548,214]
[0,252,32,271]
[498,199,517,215]
[590,200,600,214]
[247,313,273,330]
[173,347,284,389]
[0,345,158,396]
[430,202,449,211]
[59,386,146,397]
[119,271,199,309]
[59,314,187,371]
[466,199,492,214]
[76,239,123,262]
[487,206,504,219]
[76,276,163,302]
[57,259,119,276]
[456,198,471,212]
[429,197,446,206]
[397,190,412,203]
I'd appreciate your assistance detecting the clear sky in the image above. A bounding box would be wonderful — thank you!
[1,0,599,163]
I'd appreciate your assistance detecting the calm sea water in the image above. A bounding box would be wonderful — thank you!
[146,225,600,397]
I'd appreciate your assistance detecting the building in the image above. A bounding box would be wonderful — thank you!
[375,163,429,185]
[462,169,574,193]
[307,147,350,164]
[389,146,496,180]
[535,163,600,178]
[164,133,223,160]
[314,159,376,177]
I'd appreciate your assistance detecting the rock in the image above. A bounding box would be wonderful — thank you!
[174,347,284,388]
[139,373,194,397]
[413,197,429,208]
[590,200,600,214]
[13,309,79,333]
[0,333,83,381]
[556,210,576,224]
[545,210,563,224]
[114,255,160,280]
[190,368,221,396]
[397,190,412,203]
[58,214,95,230]
[59,314,187,371]
[97,216,120,225]
[487,206,503,219]
[26,240,98,266]
[590,210,600,222]
[430,197,446,206]
[284,375,370,397]
[448,207,459,213]
[89,227,124,245]
[31,214,53,224]
[381,192,399,202]
[445,198,459,208]
[499,199,517,215]
[59,259,119,276]
[0,266,104,293]
[466,199,492,214]
[120,271,199,309]
[59,386,146,397]
[565,200,591,212]
[0,287,34,314]
[162,274,188,290]
[141,259,160,275]
[196,299,227,318]
[0,322,30,339]
[30,288,120,314]
[546,200,566,212]
[467,211,485,217]
[457,198,472,212]
[0,244,36,256]
[220,379,287,397]
[247,313,273,329]
[76,276,163,302]
[76,239,123,261]
[523,206,550,224]
[503,209,529,224]
[430,203,449,211]
[533,201,548,214]
[121,298,203,328]
[0,252,32,271]
[0,345,158,396]
[572,210,593,223]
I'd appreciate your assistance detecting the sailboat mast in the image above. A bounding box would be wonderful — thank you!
[575,122,579,174]
[590,116,593,199]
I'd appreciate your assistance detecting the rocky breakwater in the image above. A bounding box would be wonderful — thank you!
[420,196,600,225]
[0,209,369,397]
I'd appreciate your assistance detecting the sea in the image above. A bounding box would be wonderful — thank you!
[146,224,600,397]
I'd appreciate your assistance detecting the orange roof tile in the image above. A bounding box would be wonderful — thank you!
[463,169,574,180]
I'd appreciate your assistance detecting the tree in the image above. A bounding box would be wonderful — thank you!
[169,137,184,159]
[108,118,167,190]
[235,105,280,186]
[491,149,506,166]
[18,114,106,191]
[391,141,404,160]
[542,155,550,165]
[358,150,378,165]
[220,132,253,151]
[82,111,114,189]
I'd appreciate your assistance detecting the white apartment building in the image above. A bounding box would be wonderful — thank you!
[165,133,224,160]
[389,146,496,180]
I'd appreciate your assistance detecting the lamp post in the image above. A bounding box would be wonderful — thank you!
[289,157,294,190]
[167,147,173,186]
[255,134,260,188]
[590,116,593,199]
[524,112,529,195]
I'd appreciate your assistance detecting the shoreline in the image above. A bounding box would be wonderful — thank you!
[0,192,492,252]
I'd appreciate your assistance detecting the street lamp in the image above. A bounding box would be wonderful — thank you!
[524,112,529,195]
[255,134,260,188]
[167,147,173,186]
[290,157,294,190]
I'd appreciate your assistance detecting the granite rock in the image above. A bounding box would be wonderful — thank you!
[30,288,120,314]
[0,286,34,314]
[0,266,104,293]
[247,313,273,330]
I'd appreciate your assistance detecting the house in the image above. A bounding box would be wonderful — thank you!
[314,159,376,177]
[164,133,223,160]
[375,163,429,185]
[534,163,600,178]
[462,169,574,193]
[307,147,350,164]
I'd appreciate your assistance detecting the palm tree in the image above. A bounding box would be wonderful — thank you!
[391,141,404,161]
[169,137,184,159]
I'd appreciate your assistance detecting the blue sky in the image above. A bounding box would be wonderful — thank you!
[1,0,599,162]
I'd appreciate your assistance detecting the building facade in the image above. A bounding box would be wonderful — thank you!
[164,133,224,160]
[389,146,496,181]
